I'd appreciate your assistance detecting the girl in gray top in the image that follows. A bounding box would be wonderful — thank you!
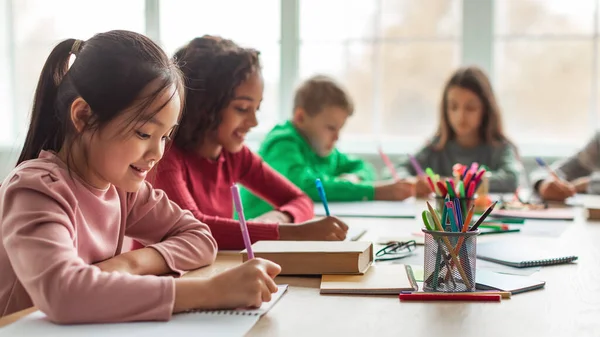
[396,66,521,197]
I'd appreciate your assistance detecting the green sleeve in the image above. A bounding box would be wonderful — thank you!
[335,151,376,181]
[265,141,375,202]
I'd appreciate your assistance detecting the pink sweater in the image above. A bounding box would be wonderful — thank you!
[0,151,217,323]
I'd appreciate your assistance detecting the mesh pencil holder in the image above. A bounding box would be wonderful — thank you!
[422,228,479,292]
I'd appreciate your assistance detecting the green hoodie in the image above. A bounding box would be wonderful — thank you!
[240,120,376,219]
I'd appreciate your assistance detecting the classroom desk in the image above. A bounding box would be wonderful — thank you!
[1,213,600,337]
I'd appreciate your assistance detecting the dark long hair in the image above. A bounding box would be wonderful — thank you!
[172,36,260,152]
[433,66,512,151]
[17,30,183,166]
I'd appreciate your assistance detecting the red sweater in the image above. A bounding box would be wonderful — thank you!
[148,145,313,250]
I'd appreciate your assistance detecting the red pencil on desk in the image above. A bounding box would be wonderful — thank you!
[399,293,501,302]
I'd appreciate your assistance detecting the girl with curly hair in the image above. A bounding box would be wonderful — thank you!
[134,36,349,250]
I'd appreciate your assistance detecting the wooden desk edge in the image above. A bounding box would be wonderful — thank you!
[0,307,36,328]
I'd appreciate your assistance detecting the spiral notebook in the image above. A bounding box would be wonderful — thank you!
[477,242,578,268]
[0,285,288,337]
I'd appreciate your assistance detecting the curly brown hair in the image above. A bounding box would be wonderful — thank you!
[172,36,261,152]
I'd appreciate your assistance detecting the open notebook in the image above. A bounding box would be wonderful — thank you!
[345,226,367,241]
[0,285,288,337]
[314,199,417,218]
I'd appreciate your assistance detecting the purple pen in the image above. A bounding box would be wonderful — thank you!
[409,155,425,177]
[231,184,254,259]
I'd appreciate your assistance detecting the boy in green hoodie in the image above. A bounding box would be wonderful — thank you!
[241,75,415,220]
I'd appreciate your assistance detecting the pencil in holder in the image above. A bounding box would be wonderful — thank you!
[422,228,479,292]
[434,197,474,227]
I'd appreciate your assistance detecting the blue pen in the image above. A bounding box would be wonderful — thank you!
[453,198,463,230]
[535,157,562,181]
[315,179,330,216]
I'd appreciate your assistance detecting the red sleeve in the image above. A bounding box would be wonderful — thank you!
[236,147,313,222]
[154,149,280,250]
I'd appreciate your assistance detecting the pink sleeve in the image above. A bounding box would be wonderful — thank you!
[124,181,217,274]
[237,147,313,222]
[0,172,174,324]
[155,150,279,250]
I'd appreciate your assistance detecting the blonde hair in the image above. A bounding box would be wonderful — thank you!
[293,75,354,116]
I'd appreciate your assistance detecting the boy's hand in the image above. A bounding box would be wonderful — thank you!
[279,216,348,241]
[338,173,362,184]
[415,177,433,198]
[538,178,576,201]
[374,180,415,201]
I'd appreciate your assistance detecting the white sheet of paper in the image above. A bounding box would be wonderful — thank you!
[520,220,572,238]
[0,286,288,337]
[345,226,368,241]
[314,199,417,218]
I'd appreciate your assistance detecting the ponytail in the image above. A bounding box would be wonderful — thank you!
[17,39,79,166]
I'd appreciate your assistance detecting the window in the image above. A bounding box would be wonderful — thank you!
[494,0,599,146]
[7,0,145,148]
[159,0,281,133]
[0,0,11,146]
[299,0,462,145]
[2,0,598,161]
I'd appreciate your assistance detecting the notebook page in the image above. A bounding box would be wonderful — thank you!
[0,311,259,337]
[314,199,417,218]
[0,285,288,337]
[344,226,367,241]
